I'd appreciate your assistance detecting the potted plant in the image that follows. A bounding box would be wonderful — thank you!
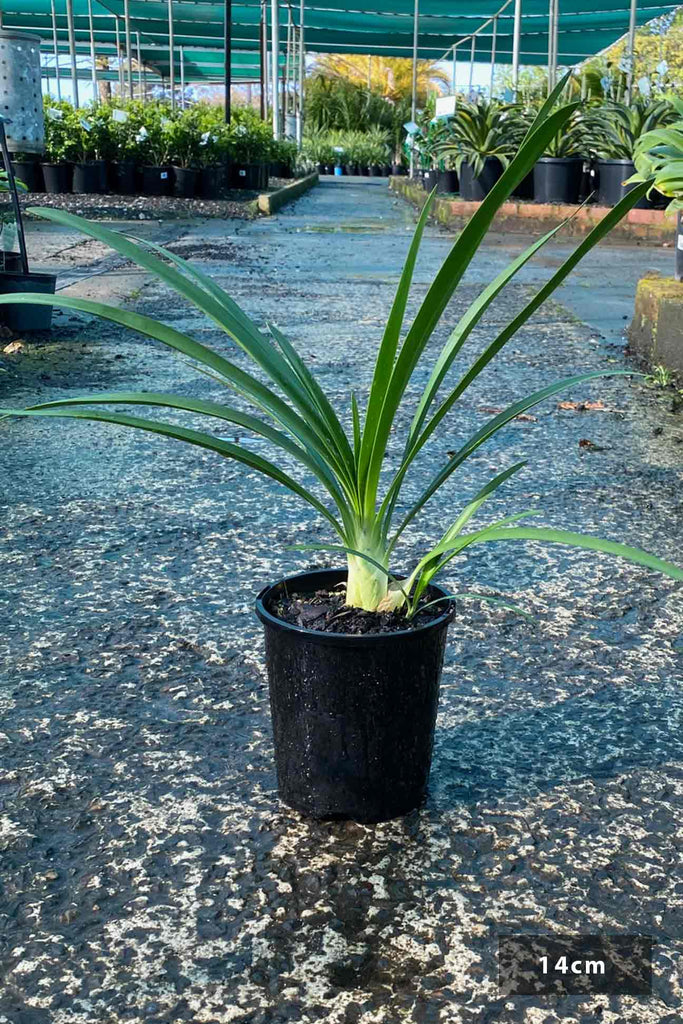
[533,111,587,204]
[168,110,201,198]
[197,125,226,199]
[2,80,682,822]
[584,98,675,207]
[131,105,174,196]
[443,100,514,201]
[106,104,139,194]
[9,152,42,193]
[71,115,107,195]
[435,151,459,195]
[41,101,78,193]
[228,111,271,189]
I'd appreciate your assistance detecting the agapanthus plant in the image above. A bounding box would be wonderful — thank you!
[2,79,682,614]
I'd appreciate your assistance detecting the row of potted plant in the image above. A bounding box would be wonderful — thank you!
[301,127,407,177]
[10,99,299,199]
[410,95,681,207]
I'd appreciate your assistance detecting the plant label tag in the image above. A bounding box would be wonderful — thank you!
[677,234,683,251]
[239,169,246,177]
[160,172,168,179]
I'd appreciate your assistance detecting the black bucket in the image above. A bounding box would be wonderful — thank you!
[596,159,651,208]
[231,163,261,189]
[436,169,459,195]
[11,160,42,193]
[173,166,198,198]
[0,271,57,332]
[459,158,503,201]
[392,163,407,176]
[255,567,455,822]
[72,162,102,194]
[512,169,534,200]
[142,165,172,196]
[533,157,582,204]
[41,162,72,194]
[114,161,137,195]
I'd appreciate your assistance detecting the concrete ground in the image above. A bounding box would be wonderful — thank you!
[1,178,682,1024]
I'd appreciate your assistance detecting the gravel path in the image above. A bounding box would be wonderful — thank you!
[1,178,682,1024]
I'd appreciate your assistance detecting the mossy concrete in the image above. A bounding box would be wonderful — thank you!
[258,172,319,215]
[629,275,683,374]
[391,176,677,244]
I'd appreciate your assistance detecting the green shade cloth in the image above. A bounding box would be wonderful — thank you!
[1,0,678,81]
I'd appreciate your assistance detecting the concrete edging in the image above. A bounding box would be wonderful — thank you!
[629,276,683,375]
[258,173,319,216]
[390,176,676,244]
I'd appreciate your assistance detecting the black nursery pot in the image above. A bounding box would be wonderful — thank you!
[114,160,137,195]
[392,162,407,176]
[11,160,42,193]
[142,165,172,196]
[41,162,72,194]
[422,168,437,192]
[200,165,222,199]
[72,162,102,194]
[596,159,652,209]
[173,166,198,198]
[231,163,262,189]
[512,169,534,201]
[533,157,582,204]
[436,169,459,195]
[0,271,57,332]
[255,568,455,823]
[459,158,502,201]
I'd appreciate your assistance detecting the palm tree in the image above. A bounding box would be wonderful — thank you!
[312,54,448,106]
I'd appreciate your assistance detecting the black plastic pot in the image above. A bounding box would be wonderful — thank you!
[533,157,582,204]
[41,162,72,194]
[360,165,370,177]
[436,169,459,195]
[595,158,652,209]
[113,161,137,195]
[259,163,269,190]
[383,164,392,177]
[392,163,407,177]
[173,166,198,198]
[200,165,222,199]
[0,271,57,332]
[11,160,42,193]
[459,158,503,201]
[72,162,102,194]
[324,164,335,176]
[512,170,534,200]
[142,165,172,196]
[423,168,437,192]
[370,163,382,176]
[317,162,326,174]
[256,567,455,822]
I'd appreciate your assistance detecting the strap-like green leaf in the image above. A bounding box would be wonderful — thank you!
[1,406,344,534]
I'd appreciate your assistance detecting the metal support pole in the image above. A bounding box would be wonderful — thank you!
[136,31,142,100]
[547,0,555,93]
[512,0,522,98]
[0,121,30,275]
[88,0,98,104]
[468,34,475,95]
[50,0,62,101]
[259,0,266,119]
[285,10,292,116]
[124,0,133,99]
[115,19,124,94]
[167,0,175,109]
[180,46,185,107]
[409,0,419,177]
[490,16,497,98]
[625,0,638,104]
[66,0,79,107]
[451,41,458,94]
[224,0,232,122]
[297,0,304,146]
[271,0,280,140]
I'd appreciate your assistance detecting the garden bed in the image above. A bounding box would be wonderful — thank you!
[391,175,676,244]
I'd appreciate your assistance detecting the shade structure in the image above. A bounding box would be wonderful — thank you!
[0,0,680,83]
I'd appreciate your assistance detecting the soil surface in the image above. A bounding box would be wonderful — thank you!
[1,178,682,1024]
[267,586,446,634]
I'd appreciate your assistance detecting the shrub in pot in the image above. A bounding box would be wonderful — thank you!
[4,80,683,822]
[130,106,175,196]
[228,109,273,189]
[583,98,675,208]
[42,101,78,193]
[168,110,203,198]
[438,99,515,201]
[533,114,587,204]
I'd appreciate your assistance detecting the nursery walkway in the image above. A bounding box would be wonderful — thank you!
[1,178,683,1024]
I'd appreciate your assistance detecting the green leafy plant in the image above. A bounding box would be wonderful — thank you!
[2,79,682,616]
[438,100,519,178]
[629,101,683,208]
[43,99,82,163]
[541,110,588,157]
[583,98,676,159]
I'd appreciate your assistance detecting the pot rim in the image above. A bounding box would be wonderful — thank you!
[255,566,455,644]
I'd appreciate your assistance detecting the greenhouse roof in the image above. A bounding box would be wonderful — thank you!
[0,0,679,82]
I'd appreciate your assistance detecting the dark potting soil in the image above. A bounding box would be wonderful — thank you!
[267,586,447,635]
